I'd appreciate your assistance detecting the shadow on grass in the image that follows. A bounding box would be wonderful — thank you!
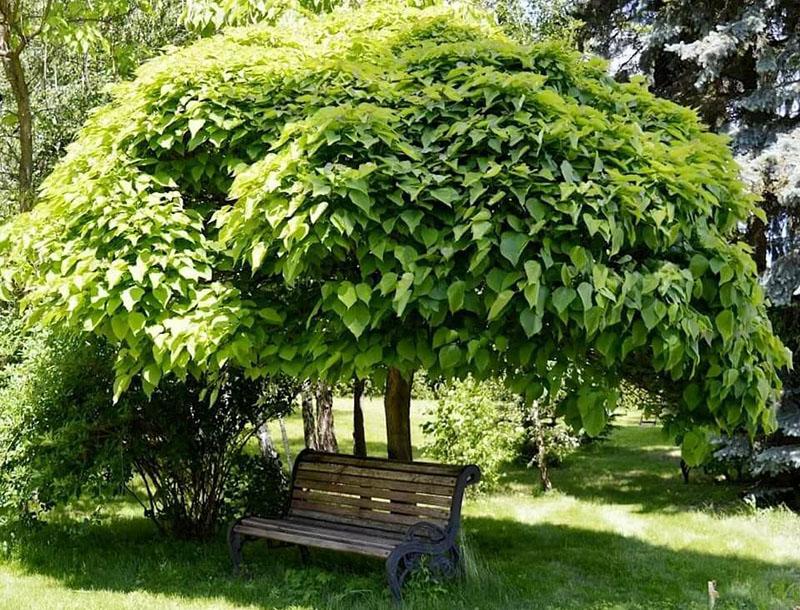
[4,512,797,610]
[501,441,747,514]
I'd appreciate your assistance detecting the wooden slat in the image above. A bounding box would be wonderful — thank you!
[290,507,419,535]
[285,516,407,541]
[291,500,448,528]
[291,489,450,519]
[234,524,392,558]
[294,470,456,496]
[238,517,400,550]
[303,452,464,477]
[297,461,457,486]
[291,478,452,507]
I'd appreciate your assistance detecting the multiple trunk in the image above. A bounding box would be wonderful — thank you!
[384,367,414,462]
[315,381,338,453]
[299,380,339,453]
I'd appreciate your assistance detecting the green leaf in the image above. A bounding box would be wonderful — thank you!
[551,286,576,314]
[111,314,128,340]
[394,273,415,316]
[577,282,593,311]
[689,254,708,278]
[430,187,459,205]
[128,311,146,333]
[682,383,702,410]
[681,429,712,467]
[188,118,206,138]
[488,290,514,321]
[121,286,144,312]
[499,232,529,267]
[349,190,372,213]
[520,308,542,337]
[258,307,284,324]
[438,344,462,369]
[342,303,370,338]
[447,281,466,313]
[143,363,162,387]
[578,391,607,436]
[715,310,734,343]
[338,282,358,309]
[560,159,576,183]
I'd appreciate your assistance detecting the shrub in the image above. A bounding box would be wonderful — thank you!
[0,308,296,538]
[422,376,523,491]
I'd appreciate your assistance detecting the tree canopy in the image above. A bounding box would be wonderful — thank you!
[0,1,790,461]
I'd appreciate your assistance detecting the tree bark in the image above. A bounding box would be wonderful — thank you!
[300,382,317,450]
[315,381,338,453]
[352,378,367,458]
[256,422,277,459]
[529,401,552,492]
[746,213,768,273]
[0,24,34,211]
[384,367,413,461]
[278,417,292,470]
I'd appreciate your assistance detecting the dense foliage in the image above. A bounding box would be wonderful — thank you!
[0,308,293,538]
[0,2,790,462]
[422,376,523,491]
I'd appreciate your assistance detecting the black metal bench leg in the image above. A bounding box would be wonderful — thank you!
[228,526,245,575]
[298,545,310,565]
[386,551,404,604]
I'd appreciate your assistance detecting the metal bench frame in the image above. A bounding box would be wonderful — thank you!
[228,449,480,602]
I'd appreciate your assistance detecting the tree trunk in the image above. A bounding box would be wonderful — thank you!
[278,416,293,470]
[315,381,338,453]
[300,382,317,450]
[746,213,768,273]
[384,367,413,461]
[528,401,552,492]
[353,378,367,458]
[0,29,34,212]
[256,422,277,459]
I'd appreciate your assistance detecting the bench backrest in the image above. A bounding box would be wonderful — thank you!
[288,450,480,537]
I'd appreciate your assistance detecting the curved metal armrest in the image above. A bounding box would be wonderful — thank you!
[404,520,448,544]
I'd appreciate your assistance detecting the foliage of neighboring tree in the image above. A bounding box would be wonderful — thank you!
[571,0,800,271]
[0,307,294,538]
[0,2,791,463]
[0,0,185,214]
[422,376,523,491]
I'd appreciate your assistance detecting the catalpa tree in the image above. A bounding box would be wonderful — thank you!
[0,1,790,463]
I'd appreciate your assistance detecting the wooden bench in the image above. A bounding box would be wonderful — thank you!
[228,449,480,602]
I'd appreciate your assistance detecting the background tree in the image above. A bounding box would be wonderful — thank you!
[0,2,789,465]
[0,0,184,214]
[571,0,800,272]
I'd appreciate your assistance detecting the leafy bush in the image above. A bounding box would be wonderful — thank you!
[0,308,295,538]
[422,376,523,491]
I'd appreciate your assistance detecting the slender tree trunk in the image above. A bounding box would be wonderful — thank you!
[300,382,317,450]
[384,367,413,461]
[0,28,34,212]
[278,417,293,470]
[746,213,768,273]
[257,422,277,459]
[528,401,552,492]
[315,382,338,453]
[353,378,367,458]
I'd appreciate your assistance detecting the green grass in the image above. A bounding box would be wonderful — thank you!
[0,399,798,609]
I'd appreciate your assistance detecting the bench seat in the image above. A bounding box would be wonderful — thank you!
[228,449,480,602]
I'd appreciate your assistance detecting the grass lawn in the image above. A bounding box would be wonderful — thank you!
[0,398,798,609]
